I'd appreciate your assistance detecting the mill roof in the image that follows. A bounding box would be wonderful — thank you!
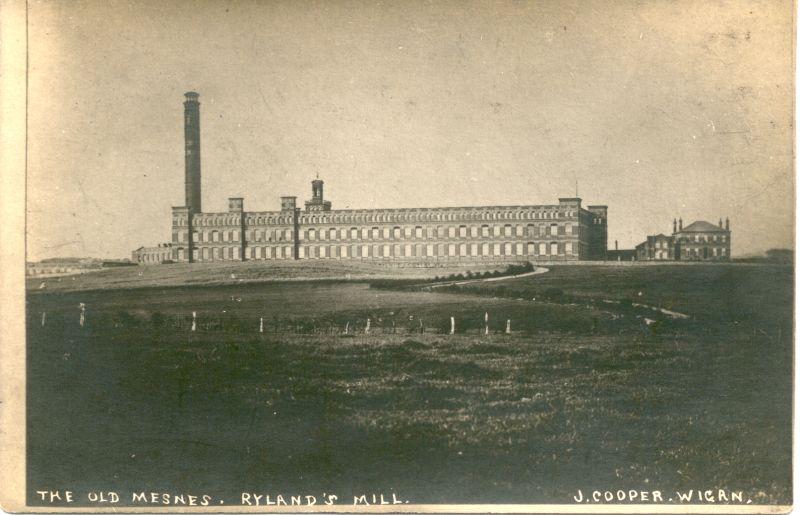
[679,220,726,233]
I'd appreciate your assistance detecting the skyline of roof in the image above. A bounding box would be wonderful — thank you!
[679,220,728,233]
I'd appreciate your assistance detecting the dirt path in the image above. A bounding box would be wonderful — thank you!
[426,268,691,320]
[426,267,549,289]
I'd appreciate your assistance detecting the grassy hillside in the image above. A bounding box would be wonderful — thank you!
[27,260,513,293]
[445,264,793,330]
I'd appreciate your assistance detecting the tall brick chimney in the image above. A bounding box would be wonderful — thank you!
[184,92,202,213]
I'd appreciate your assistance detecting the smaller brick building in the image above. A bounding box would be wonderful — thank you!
[132,243,174,264]
[636,234,675,261]
[674,219,731,261]
[636,218,731,261]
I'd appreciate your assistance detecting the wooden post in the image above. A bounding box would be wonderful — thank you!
[506,319,511,334]
[41,312,46,327]
[345,321,350,335]
[259,317,264,333]
[191,311,197,332]
[365,318,371,334]
[449,317,455,335]
[79,303,85,328]
[484,311,489,335]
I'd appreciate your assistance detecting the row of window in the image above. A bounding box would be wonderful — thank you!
[293,209,579,225]
[192,216,245,227]
[135,252,172,263]
[297,224,578,241]
[173,215,245,228]
[176,223,583,244]
[642,245,728,258]
[294,242,576,258]
[181,241,578,261]
[678,234,728,243]
[684,247,727,257]
[174,208,586,228]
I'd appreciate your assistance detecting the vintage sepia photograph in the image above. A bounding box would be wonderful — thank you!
[0,0,795,512]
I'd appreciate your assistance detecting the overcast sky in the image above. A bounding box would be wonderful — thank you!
[26,0,794,260]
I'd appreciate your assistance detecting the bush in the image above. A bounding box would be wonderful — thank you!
[544,288,564,301]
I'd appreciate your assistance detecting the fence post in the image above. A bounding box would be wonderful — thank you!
[259,317,264,333]
[345,322,350,335]
[79,303,86,328]
[449,316,455,335]
[506,319,511,334]
[191,311,197,332]
[365,318,371,334]
[41,312,46,327]
[484,312,489,335]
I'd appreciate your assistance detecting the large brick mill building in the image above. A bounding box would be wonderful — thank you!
[133,92,609,264]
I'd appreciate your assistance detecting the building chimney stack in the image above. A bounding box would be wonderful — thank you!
[184,92,202,213]
[719,218,723,228]
[679,218,683,231]
[725,217,730,231]
[615,240,618,251]
[673,218,677,234]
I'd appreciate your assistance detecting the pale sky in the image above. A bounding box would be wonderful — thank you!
[26,0,794,260]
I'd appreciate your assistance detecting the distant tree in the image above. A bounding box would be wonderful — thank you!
[765,249,793,264]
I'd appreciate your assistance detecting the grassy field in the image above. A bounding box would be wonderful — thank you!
[26,260,513,293]
[448,264,792,331]
[25,264,792,506]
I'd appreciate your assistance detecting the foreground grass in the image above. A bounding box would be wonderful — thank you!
[26,265,792,505]
[28,328,790,505]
